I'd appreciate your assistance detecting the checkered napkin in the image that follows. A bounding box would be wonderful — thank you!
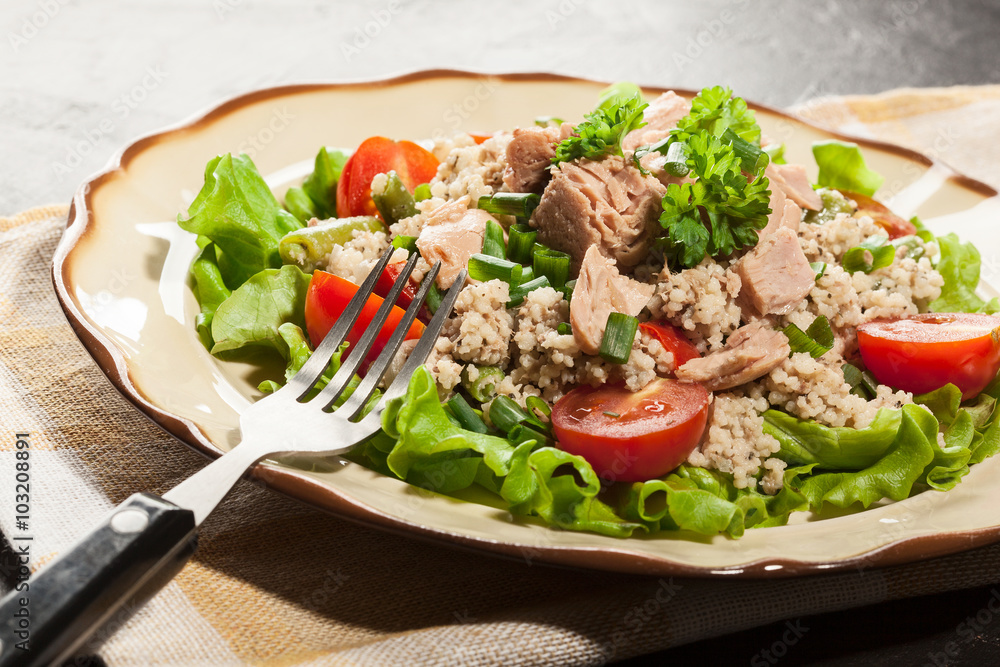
[1,85,999,666]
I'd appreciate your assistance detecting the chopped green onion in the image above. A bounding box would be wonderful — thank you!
[663,140,690,177]
[525,395,552,422]
[782,315,834,358]
[392,235,418,253]
[482,219,507,259]
[762,142,786,165]
[532,244,571,287]
[461,365,505,403]
[843,362,878,399]
[413,183,432,201]
[519,266,535,283]
[508,422,553,447]
[723,128,769,173]
[810,261,827,281]
[425,282,443,314]
[892,235,924,260]
[557,322,573,335]
[477,192,541,219]
[534,116,565,127]
[468,253,523,284]
[507,276,551,308]
[599,313,638,364]
[371,170,418,225]
[447,394,488,434]
[507,223,538,265]
[489,395,529,434]
[842,235,894,274]
[603,411,621,418]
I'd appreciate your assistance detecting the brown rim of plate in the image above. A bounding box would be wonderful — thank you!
[50,69,1000,579]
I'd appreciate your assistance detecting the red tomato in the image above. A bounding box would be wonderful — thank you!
[374,262,418,310]
[639,321,701,369]
[336,137,439,218]
[305,270,424,372]
[551,378,710,483]
[857,313,1000,400]
[837,189,917,239]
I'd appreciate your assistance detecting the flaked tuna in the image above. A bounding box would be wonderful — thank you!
[735,226,815,316]
[503,123,574,194]
[570,246,655,355]
[675,321,790,390]
[758,186,802,238]
[766,162,822,211]
[415,195,496,288]
[622,91,691,153]
[531,156,665,274]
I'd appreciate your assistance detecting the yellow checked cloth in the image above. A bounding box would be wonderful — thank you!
[1,86,1000,666]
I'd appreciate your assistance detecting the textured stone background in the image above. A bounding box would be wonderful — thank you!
[1,0,998,215]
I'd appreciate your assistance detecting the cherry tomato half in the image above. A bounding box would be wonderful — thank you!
[837,189,917,240]
[336,137,439,219]
[857,313,1000,400]
[551,378,710,483]
[639,320,701,369]
[305,270,424,373]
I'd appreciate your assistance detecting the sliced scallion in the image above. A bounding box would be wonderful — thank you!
[468,253,523,284]
[461,365,505,403]
[843,362,878,399]
[508,422,554,447]
[508,223,538,265]
[489,395,529,434]
[391,235,418,253]
[481,219,507,259]
[477,192,541,219]
[507,276,551,308]
[892,235,924,260]
[782,315,834,358]
[425,282,443,314]
[525,395,552,423]
[723,128,769,173]
[535,116,565,127]
[413,183,432,201]
[599,313,638,364]
[532,244,571,287]
[557,322,573,335]
[663,140,691,177]
[842,235,894,274]
[810,261,827,281]
[520,266,535,283]
[447,393,489,434]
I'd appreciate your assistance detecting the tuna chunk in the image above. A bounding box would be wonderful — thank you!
[532,156,665,273]
[415,195,495,288]
[622,91,691,152]
[766,162,822,211]
[570,245,655,355]
[503,123,574,194]
[675,321,790,390]
[758,186,802,239]
[735,226,815,316]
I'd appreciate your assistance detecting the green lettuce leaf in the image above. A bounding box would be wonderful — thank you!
[812,140,884,196]
[179,153,303,289]
[189,240,231,349]
[928,232,1000,314]
[284,147,349,222]
[210,264,311,357]
[763,408,901,469]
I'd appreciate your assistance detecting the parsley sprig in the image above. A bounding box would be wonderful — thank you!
[646,86,773,269]
[551,94,648,167]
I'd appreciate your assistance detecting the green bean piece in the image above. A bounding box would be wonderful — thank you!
[278,216,387,271]
[461,365,505,403]
[372,170,418,225]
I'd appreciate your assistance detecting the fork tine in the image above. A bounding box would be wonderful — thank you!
[282,245,397,400]
[372,267,467,412]
[313,249,422,408]
[338,260,443,420]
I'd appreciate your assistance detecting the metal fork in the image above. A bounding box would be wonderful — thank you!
[0,249,465,667]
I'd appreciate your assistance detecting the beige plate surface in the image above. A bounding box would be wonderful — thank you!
[52,71,1000,577]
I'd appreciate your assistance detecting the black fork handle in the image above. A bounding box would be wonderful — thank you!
[0,493,197,666]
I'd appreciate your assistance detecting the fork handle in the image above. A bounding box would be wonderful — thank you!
[0,493,196,667]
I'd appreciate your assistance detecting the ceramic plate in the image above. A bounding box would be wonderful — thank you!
[52,71,1000,577]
